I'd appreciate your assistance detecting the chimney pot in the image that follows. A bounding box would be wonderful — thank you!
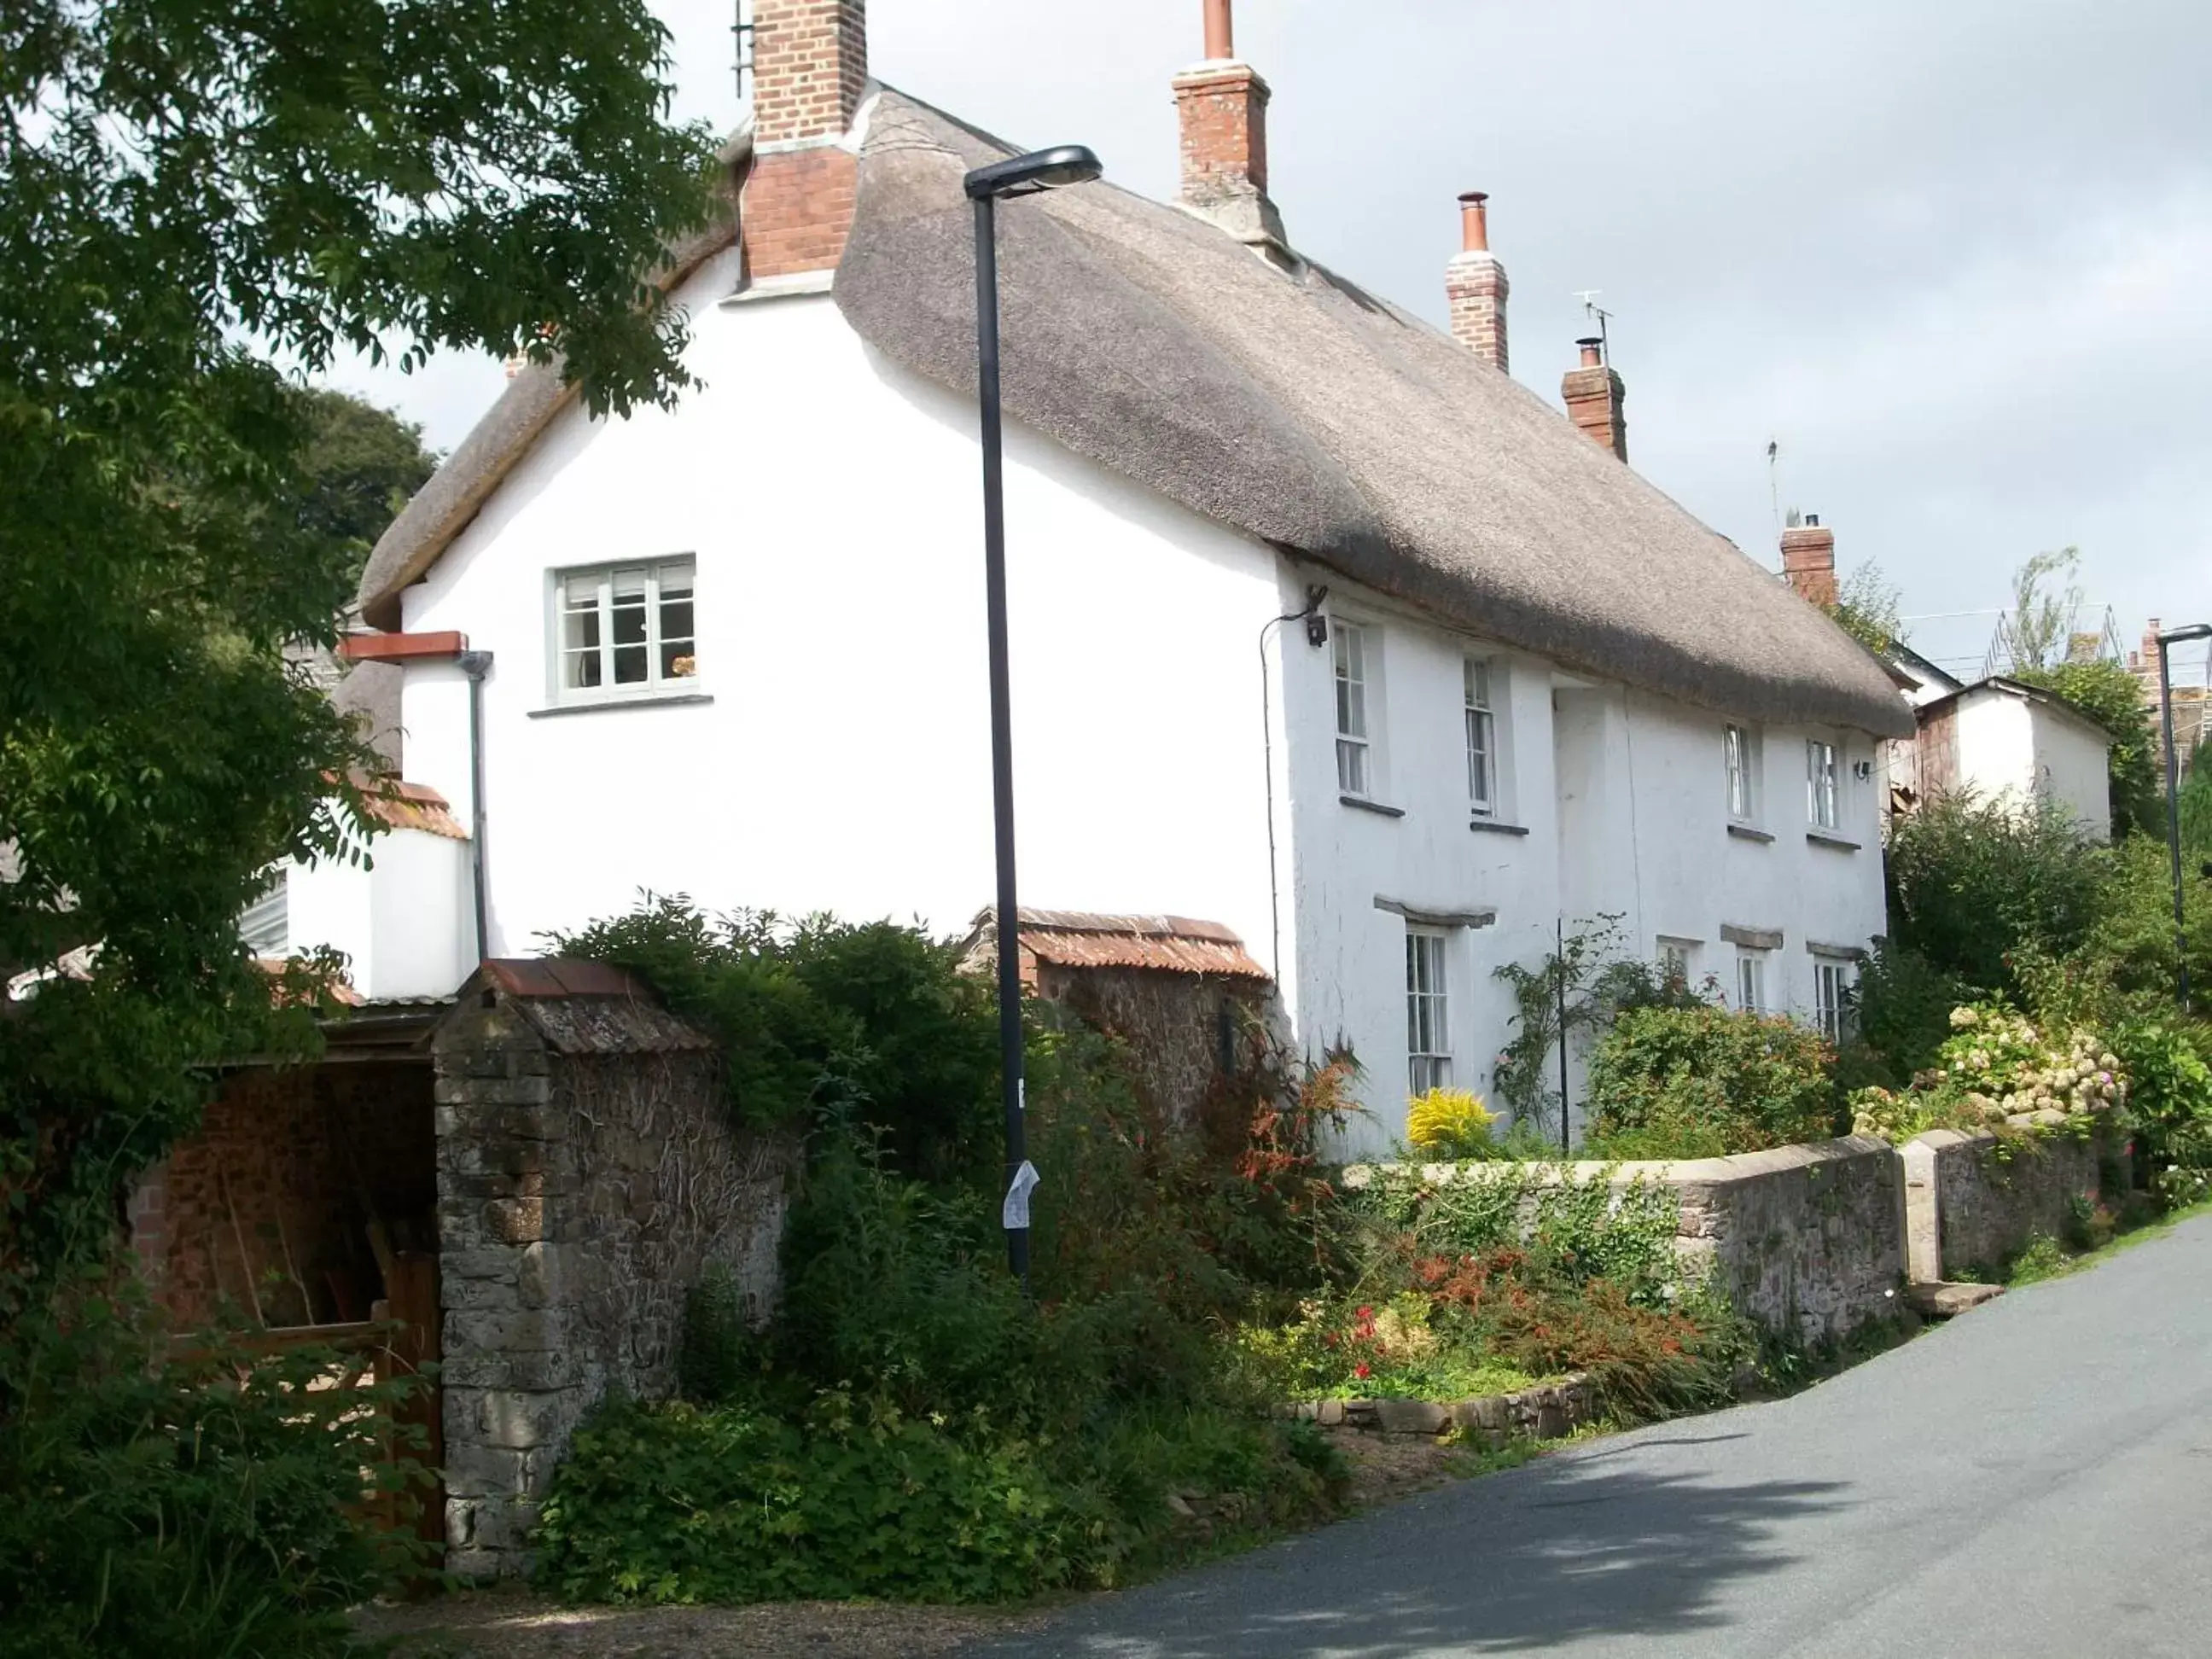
[1202,0,1234,59]
[1458,191,1490,253]
[1576,336,1603,367]
[1805,512,1820,527]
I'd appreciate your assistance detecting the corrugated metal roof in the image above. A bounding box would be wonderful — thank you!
[964,908,1271,981]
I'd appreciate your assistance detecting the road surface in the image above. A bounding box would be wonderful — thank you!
[969,1212,2212,1657]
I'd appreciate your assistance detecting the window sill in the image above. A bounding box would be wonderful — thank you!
[528,690,715,719]
[1805,830,1862,852]
[1340,795,1406,818]
[1726,824,1775,844]
[1468,818,1531,837]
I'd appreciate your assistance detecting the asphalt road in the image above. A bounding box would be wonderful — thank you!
[969,1213,2212,1658]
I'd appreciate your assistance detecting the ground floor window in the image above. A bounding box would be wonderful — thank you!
[1813,957,1855,1043]
[1406,928,1452,1095]
[1735,949,1768,1016]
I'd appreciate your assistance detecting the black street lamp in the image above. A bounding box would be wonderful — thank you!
[2157,622,2212,1010]
[964,144,1103,1288]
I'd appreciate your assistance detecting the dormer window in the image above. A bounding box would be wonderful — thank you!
[556,560,697,701]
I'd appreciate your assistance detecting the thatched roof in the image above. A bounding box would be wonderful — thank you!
[357,90,1910,736]
[837,93,1910,736]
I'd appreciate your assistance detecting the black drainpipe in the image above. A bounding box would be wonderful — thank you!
[457,650,493,963]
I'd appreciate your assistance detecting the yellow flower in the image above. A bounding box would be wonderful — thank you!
[1406,1088,1499,1156]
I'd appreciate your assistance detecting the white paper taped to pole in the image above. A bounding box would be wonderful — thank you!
[1001,1160,1040,1230]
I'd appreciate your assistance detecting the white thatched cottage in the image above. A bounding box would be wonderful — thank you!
[301,0,1911,1148]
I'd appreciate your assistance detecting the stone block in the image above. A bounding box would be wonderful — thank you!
[446,1307,572,1357]
[1371,1399,1447,1436]
[440,1248,522,1284]
[484,1196,545,1244]
[516,1241,572,1309]
[1906,1280,2005,1318]
[438,1349,587,1392]
[443,1273,521,1313]
[441,1441,527,1499]
[1451,1395,1509,1433]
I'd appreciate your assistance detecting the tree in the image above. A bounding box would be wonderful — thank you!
[2012,658,2163,839]
[1826,562,1905,655]
[2001,547,2086,672]
[298,389,439,584]
[1,0,717,1321]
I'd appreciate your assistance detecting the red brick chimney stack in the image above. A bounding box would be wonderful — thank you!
[742,0,870,284]
[1173,0,1287,254]
[1781,515,1840,608]
[1561,336,1627,461]
[1445,192,1510,373]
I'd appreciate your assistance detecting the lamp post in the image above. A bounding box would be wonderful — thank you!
[2157,622,2212,1010]
[963,145,1103,1287]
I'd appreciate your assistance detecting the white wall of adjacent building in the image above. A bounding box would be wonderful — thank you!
[1951,686,2111,841]
[316,244,1893,1148]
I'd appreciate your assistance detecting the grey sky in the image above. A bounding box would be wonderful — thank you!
[329,0,2212,685]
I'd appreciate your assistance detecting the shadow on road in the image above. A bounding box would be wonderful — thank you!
[982,1452,1848,1657]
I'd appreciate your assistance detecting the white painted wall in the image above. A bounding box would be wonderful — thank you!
[286,822,474,1000]
[1949,686,2111,840]
[367,247,1891,1155]
[2029,707,2113,841]
[1278,573,1889,1155]
[397,259,1291,1009]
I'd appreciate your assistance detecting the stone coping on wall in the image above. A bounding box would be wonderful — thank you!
[1900,1124,2104,1285]
[1339,1135,1894,1190]
[1279,1376,1599,1447]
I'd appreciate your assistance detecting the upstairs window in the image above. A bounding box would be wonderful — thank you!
[557,560,697,700]
[1657,936,1700,989]
[1406,928,1452,1094]
[1334,622,1371,795]
[1807,739,1840,830]
[1725,724,1755,822]
[1464,658,1497,814]
[240,870,288,957]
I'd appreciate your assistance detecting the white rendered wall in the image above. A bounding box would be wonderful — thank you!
[2029,708,2112,841]
[397,260,1290,1006]
[1279,575,1888,1155]
[285,824,474,1001]
[1953,692,2036,810]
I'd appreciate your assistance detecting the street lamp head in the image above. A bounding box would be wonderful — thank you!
[2158,623,2212,645]
[963,145,1103,201]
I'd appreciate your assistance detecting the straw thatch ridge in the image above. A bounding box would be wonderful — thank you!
[835,92,1912,737]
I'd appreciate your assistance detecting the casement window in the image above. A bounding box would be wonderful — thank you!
[1806,738,1840,829]
[1735,949,1768,1016]
[556,560,697,701]
[1464,658,1498,814]
[240,870,288,957]
[1334,621,1371,795]
[1657,936,1699,987]
[1813,957,1855,1044]
[1406,928,1452,1095]
[1725,724,1756,822]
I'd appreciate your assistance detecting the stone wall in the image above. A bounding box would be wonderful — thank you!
[1034,963,1272,1125]
[1901,1128,2102,1283]
[433,980,792,1580]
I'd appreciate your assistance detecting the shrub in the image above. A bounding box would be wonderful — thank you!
[1851,945,1975,1082]
[0,1287,429,1659]
[1847,999,2126,1143]
[2110,1017,2212,1202]
[1406,1088,1499,1158]
[1584,1004,1841,1156]
[1884,791,2110,992]
[2083,835,2212,1004]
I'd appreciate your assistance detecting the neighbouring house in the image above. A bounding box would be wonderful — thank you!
[293,0,1910,1149]
[128,958,790,1579]
[2129,618,2209,777]
[1778,521,2112,840]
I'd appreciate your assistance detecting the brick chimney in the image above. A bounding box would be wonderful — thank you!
[1561,338,1627,461]
[1173,0,1287,253]
[1781,515,1839,608]
[742,0,870,284]
[1445,192,1509,373]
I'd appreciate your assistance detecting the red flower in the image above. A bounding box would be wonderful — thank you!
[1353,1362,1372,1379]
[1355,1305,1374,1320]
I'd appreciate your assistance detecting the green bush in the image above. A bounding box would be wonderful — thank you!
[2111,1017,2212,1203]
[1851,945,1975,1082]
[2082,835,2212,1005]
[1884,791,2111,992]
[0,1288,429,1659]
[1584,1004,1841,1156]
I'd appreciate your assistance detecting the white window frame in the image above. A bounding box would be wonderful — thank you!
[1406,927,1452,1095]
[1725,723,1757,823]
[1334,620,1373,797]
[551,558,699,704]
[1807,737,1840,830]
[1813,956,1855,1044]
[1657,935,1700,988]
[1464,657,1499,815]
[1735,949,1768,1015]
[240,868,288,957]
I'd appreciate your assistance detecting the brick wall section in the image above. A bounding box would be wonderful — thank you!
[1562,362,1628,461]
[1446,253,1510,374]
[1171,61,1284,249]
[1781,524,1839,608]
[1902,1128,2104,1282]
[132,1063,436,1330]
[434,994,794,1580]
[750,0,867,144]
[742,144,859,281]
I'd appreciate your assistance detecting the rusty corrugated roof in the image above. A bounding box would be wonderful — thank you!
[359,778,468,841]
[965,908,1271,981]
